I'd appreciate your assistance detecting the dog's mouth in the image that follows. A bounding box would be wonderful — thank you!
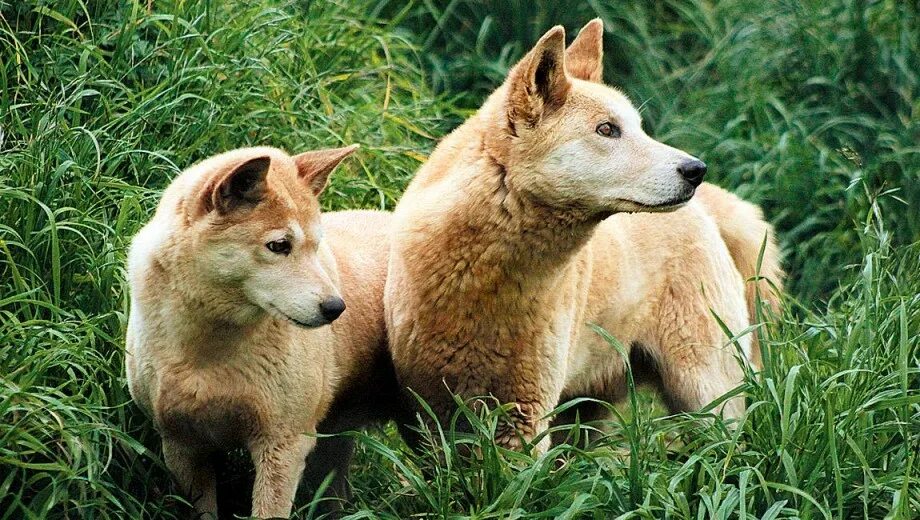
[616,196,692,213]
[266,304,325,329]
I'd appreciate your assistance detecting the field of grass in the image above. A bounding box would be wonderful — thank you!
[1,0,917,518]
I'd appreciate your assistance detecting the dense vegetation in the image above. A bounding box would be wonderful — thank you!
[1,0,917,518]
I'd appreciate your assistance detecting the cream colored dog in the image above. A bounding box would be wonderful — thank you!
[126,145,361,518]
[385,20,783,451]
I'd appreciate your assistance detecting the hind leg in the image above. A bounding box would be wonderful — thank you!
[651,287,750,420]
[658,354,746,419]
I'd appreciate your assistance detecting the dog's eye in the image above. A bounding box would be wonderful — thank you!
[596,122,621,138]
[266,239,291,256]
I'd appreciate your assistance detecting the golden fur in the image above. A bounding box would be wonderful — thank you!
[384,20,783,451]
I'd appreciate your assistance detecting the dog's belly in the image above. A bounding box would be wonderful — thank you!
[563,319,639,403]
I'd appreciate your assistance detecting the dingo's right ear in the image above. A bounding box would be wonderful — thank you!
[565,18,603,83]
[506,26,570,130]
[204,156,270,214]
[294,144,359,196]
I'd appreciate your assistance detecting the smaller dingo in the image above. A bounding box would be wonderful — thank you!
[126,145,357,518]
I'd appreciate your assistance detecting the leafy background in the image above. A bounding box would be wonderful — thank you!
[0,0,917,518]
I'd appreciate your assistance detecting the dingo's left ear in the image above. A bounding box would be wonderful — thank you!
[506,26,570,130]
[205,156,271,214]
[294,144,359,195]
[566,18,603,83]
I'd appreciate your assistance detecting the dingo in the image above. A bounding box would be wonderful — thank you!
[126,145,358,518]
[385,20,782,451]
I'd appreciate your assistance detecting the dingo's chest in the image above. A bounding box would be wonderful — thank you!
[153,365,269,448]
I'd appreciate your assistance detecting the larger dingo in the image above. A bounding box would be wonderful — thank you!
[384,20,782,451]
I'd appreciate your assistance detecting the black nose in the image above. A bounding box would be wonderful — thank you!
[319,296,345,322]
[677,159,707,187]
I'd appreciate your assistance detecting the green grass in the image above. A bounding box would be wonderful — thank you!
[1,0,917,518]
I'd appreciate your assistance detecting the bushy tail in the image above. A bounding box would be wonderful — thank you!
[696,184,784,368]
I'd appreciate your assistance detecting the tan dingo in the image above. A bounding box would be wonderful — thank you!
[126,145,365,518]
[384,20,783,451]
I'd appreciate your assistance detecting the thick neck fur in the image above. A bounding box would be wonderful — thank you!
[473,156,596,281]
[411,100,600,297]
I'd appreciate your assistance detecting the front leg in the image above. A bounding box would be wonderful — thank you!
[249,433,315,518]
[492,399,556,454]
[161,438,217,519]
[494,344,568,455]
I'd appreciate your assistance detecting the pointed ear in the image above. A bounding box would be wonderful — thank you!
[294,144,358,196]
[506,26,570,130]
[206,156,270,214]
[565,18,604,83]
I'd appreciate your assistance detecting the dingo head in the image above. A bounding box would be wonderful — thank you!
[157,145,357,328]
[488,19,705,215]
